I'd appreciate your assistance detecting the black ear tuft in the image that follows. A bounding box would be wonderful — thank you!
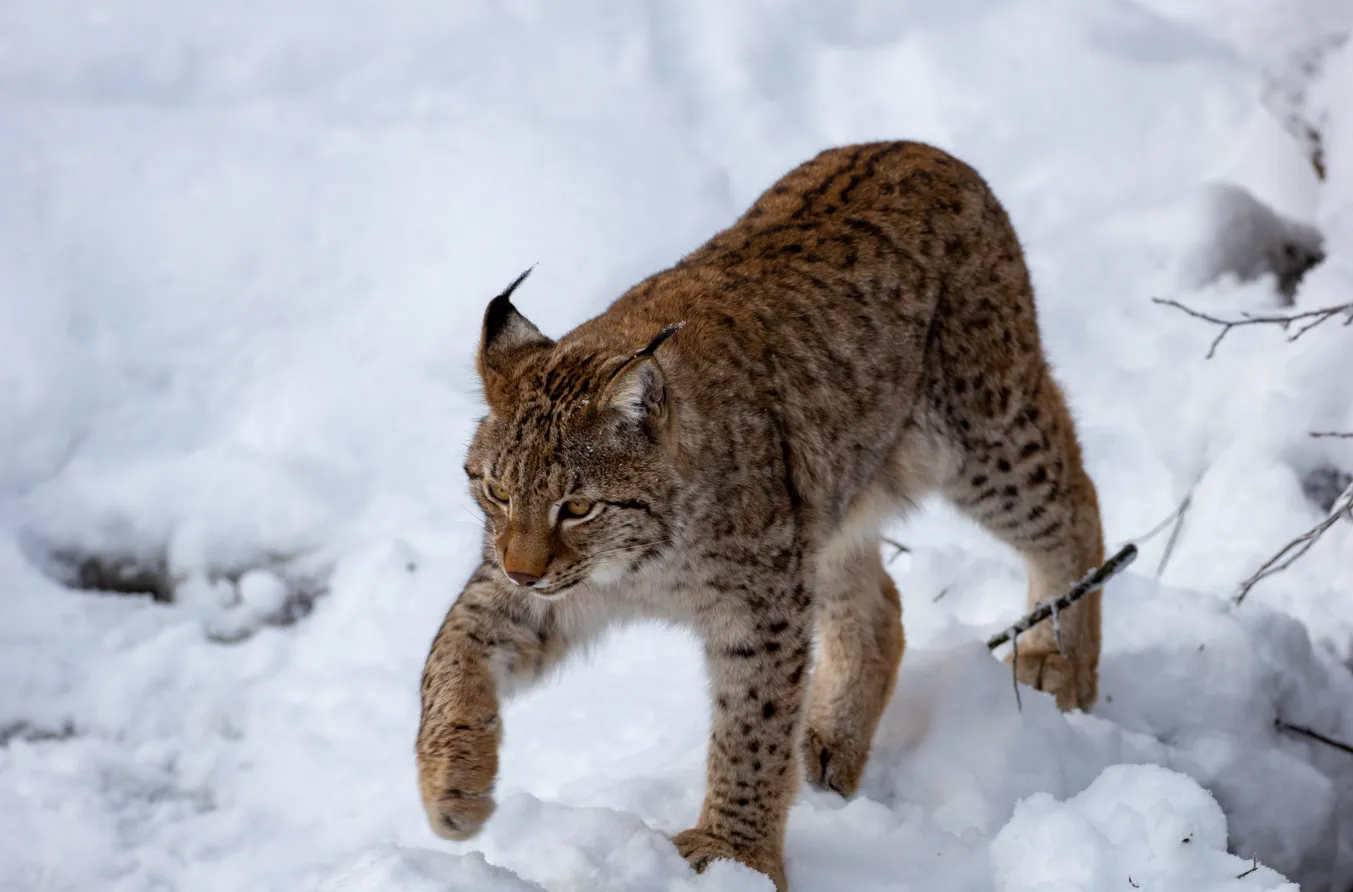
[604,320,686,386]
[483,266,535,348]
[633,320,685,361]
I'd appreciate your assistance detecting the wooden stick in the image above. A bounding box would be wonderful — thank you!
[1275,718,1353,757]
[987,544,1138,651]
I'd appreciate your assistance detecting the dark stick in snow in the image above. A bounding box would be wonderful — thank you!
[1310,431,1353,439]
[1275,718,1353,757]
[987,543,1138,651]
[1152,297,1353,359]
[1233,481,1353,606]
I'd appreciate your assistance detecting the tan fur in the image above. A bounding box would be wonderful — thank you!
[415,141,1105,889]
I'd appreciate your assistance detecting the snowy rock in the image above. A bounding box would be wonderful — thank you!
[1178,183,1323,300]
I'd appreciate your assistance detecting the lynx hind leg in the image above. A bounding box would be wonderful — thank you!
[802,545,905,795]
[944,372,1105,711]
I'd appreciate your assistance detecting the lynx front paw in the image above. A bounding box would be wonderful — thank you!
[672,828,786,891]
[416,714,501,840]
[801,723,868,797]
[1005,646,1097,711]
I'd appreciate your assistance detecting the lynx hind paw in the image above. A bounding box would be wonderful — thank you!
[672,828,787,891]
[1004,645,1097,712]
[416,716,501,840]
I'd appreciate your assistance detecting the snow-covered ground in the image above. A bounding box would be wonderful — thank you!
[2,1,1352,890]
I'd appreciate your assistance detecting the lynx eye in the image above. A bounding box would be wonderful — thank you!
[486,481,511,503]
[559,497,595,520]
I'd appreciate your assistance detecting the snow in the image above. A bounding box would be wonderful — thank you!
[2,1,1353,891]
[990,764,1296,892]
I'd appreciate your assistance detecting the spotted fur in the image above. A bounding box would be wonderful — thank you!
[416,141,1105,890]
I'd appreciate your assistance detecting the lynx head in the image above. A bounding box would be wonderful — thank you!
[465,270,681,598]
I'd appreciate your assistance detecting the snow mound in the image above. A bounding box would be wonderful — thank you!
[991,764,1295,892]
[318,845,546,892]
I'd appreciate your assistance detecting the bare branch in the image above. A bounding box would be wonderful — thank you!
[1131,501,1188,545]
[987,544,1139,651]
[1152,297,1353,359]
[1233,481,1353,605]
[1124,478,1201,578]
[1111,471,1204,585]
[1275,718,1353,757]
[1155,489,1193,578]
[1310,431,1353,439]
[1237,857,1259,879]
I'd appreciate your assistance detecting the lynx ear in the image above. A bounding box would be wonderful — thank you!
[477,268,553,406]
[601,355,666,424]
[599,322,683,426]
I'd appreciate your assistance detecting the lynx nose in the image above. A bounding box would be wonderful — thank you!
[502,534,548,587]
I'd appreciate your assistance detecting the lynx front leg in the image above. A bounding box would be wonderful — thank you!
[675,578,812,892]
[416,561,581,839]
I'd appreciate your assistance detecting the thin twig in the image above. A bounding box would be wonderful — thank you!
[1121,472,1203,570]
[1310,431,1353,439]
[931,586,951,603]
[1237,857,1259,879]
[1155,488,1193,578]
[1152,297,1353,359]
[882,538,910,565]
[1049,595,1064,656]
[987,544,1139,651]
[1276,718,1353,756]
[1010,635,1022,712]
[1233,481,1353,605]
[1132,505,1185,546]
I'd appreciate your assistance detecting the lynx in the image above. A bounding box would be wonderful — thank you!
[416,141,1104,889]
